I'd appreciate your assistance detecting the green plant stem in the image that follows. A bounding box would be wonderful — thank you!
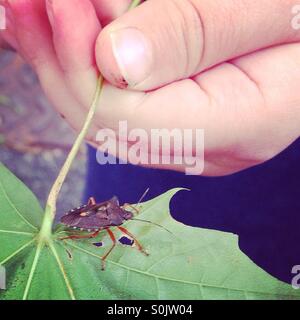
[46,76,103,216]
[39,76,103,241]
[128,0,142,10]
[39,0,142,242]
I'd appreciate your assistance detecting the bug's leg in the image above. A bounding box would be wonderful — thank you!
[87,197,96,206]
[101,228,116,271]
[59,229,101,241]
[122,203,140,215]
[117,226,149,256]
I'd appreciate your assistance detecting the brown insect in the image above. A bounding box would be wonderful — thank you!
[59,190,169,270]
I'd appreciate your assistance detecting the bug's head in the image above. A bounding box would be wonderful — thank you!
[121,209,134,221]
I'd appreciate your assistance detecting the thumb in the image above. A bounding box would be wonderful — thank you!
[96,0,299,90]
[96,0,203,89]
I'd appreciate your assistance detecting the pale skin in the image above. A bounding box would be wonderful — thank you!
[1,0,300,176]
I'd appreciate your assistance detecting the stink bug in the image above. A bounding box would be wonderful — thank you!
[60,190,168,270]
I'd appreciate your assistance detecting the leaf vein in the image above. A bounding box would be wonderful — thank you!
[49,242,76,300]
[0,229,35,236]
[66,242,292,298]
[0,238,36,265]
[0,179,38,231]
[23,241,44,300]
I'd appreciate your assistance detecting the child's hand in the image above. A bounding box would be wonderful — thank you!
[2,0,300,176]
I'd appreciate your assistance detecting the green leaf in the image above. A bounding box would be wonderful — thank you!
[0,163,43,232]
[0,163,299,300]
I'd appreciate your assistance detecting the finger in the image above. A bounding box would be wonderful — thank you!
[96,0,300,90]
[46,0,101,106]
[92,43,300,176]
[8,0,98,133]
[90,0,134,26]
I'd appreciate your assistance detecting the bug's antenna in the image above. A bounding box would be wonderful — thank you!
[136,188,150,207]
[131,218,174,235]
